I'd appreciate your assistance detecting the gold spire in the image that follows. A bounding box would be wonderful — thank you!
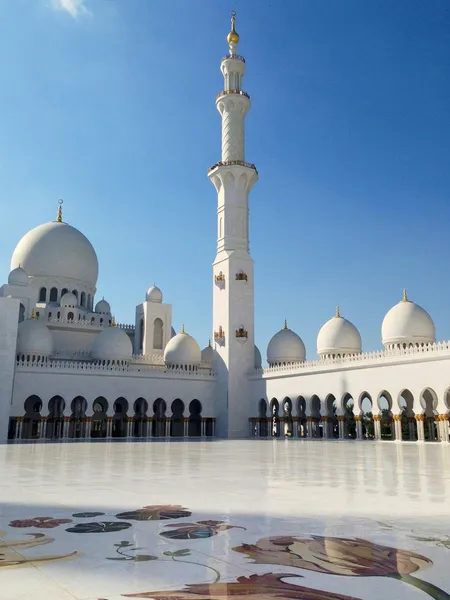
[227,10,239,45]
[56,199,63,223]
[31,308,35,320]
[111,316,117,327]
[208,339,211,347]
[335,305,341,318]
[284,319,288,330]
[402,288,408,302]
[181,324,185,334]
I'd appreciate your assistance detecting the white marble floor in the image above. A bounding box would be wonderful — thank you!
[1,440,450,600]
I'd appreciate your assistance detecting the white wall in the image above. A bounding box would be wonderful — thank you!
[0,298,19,442]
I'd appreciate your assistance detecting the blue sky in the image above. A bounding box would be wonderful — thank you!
[0,0,449,359]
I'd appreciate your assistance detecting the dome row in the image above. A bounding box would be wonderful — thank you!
[266,293,435,365]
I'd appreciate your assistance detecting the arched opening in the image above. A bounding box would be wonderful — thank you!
[258,399,268,437]
[72,290,78,300]
[133,398,148,437]
[87,293,91,310]
[49,287,58,302]
[398,389,416,441]
[22,395,43,439]
[69,396,87,438]
[112,398,129,438]
[46,396,65,439]
[153,318,164,350]
[297,396,307,437]
[152,398,166,437]
[67,312,74,321]
[340,393,355,439]
[80,292,86,307]
[39,287,47,302]
[310,395,322,438]
[139,318,144,352]
[18,304,25,323]
[324,394,338,438]
[188,399,202,437]
[270,398,280,437]
[359,392,374,439]
[91,397,108,439]
[420,387,438,441]
[282,397,293,437]
[377,391,394,440]
[171,399,185,437]
[61,288,68,297]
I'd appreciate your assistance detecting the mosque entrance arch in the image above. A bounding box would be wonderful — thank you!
[171,399,185,437]
[112,398,129,438]
[152,399,166,437]
[133,398,148,437]
[22,396,43,439]
[90,397,107,439]
[188,400,202,437]
[46,396,65,439]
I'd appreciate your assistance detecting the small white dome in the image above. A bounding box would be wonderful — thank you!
[91,325,133,361]
[267,322,306,365]
[382,291,435,347]
[95,298,111,314]
[164,326,201,365]
[17,318,53,357]
[146,285,163,303]
[201,341,214,362]
[11,221,98,287]
[254,345,262,369]
[8,266,28,286]
[255,344,262,369]
[317,307,362,358]
[60,292,78,308]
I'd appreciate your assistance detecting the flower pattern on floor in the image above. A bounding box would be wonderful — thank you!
[121,572,363,599]
[116,504,191,521]
[9,517,73,529]
[0,530,79,568]
[66,521,132,534]
[233,535,450,599]
[160,520,246,540]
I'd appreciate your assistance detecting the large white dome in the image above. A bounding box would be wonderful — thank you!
[201,341,214,362]
[11,221,99,287]
[164,327,201,366]
[267,322,306,365]
[382,291,435,348]
[91,326,133,361]
[317,307,362,358]
[17,318,53,357]
[8,266,29,286]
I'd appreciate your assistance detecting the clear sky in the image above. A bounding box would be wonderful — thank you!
[0,0,449,360]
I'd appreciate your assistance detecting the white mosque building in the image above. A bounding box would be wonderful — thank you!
[0,15,449,445]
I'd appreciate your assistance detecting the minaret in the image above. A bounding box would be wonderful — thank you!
[208,12,258,438]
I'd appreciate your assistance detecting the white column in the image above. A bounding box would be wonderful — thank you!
[36,419,43,439]
[306,418,313,438]
[337,416,346,440]
[373,416,382,441]
[321,417,329,439]
[440,416,449,443]
[146,419,152,439]
[106,418,113,439]
[393,416,402,442]
[183,419,188,437]
[416,416,425,442]
[85,418,92,439]
[15,418,22,441]
[408,418,416,441]
[355,416,364,440]
[165,419,170,438]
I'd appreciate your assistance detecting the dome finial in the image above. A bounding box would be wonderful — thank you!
[227,10,239,50]
[56,199,63,223]
[335,305,341,318]
[284,319,288,330]
[402,288,408,302]
[181,323,185,334]
[111,316,117,327]
[208,338,211,347]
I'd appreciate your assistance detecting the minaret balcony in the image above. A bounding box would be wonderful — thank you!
[235,271,248,282]
[208,160,258,175]
[214,272,226,288]
[235,327,248,343]
[221,54,246,64]
[216,89,250,101]
[214,327,226,346]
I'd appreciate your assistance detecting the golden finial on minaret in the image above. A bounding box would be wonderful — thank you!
[31,308,36,320]
[335,305,341,318]
[227,10,239,46]
[284,319,288,330]
[111,316,117,327]
[208,338,211,347]
[56,199,63,223]
[181,324,185,334]
[402,288,408,302]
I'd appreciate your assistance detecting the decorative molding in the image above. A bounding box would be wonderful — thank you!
[235,271,248,282]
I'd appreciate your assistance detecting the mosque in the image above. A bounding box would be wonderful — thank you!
[0,14,449,445]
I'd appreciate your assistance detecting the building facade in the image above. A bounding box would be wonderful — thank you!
[0,15,449,444]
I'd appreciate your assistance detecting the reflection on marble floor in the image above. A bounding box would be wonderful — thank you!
[0,441,450,599]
